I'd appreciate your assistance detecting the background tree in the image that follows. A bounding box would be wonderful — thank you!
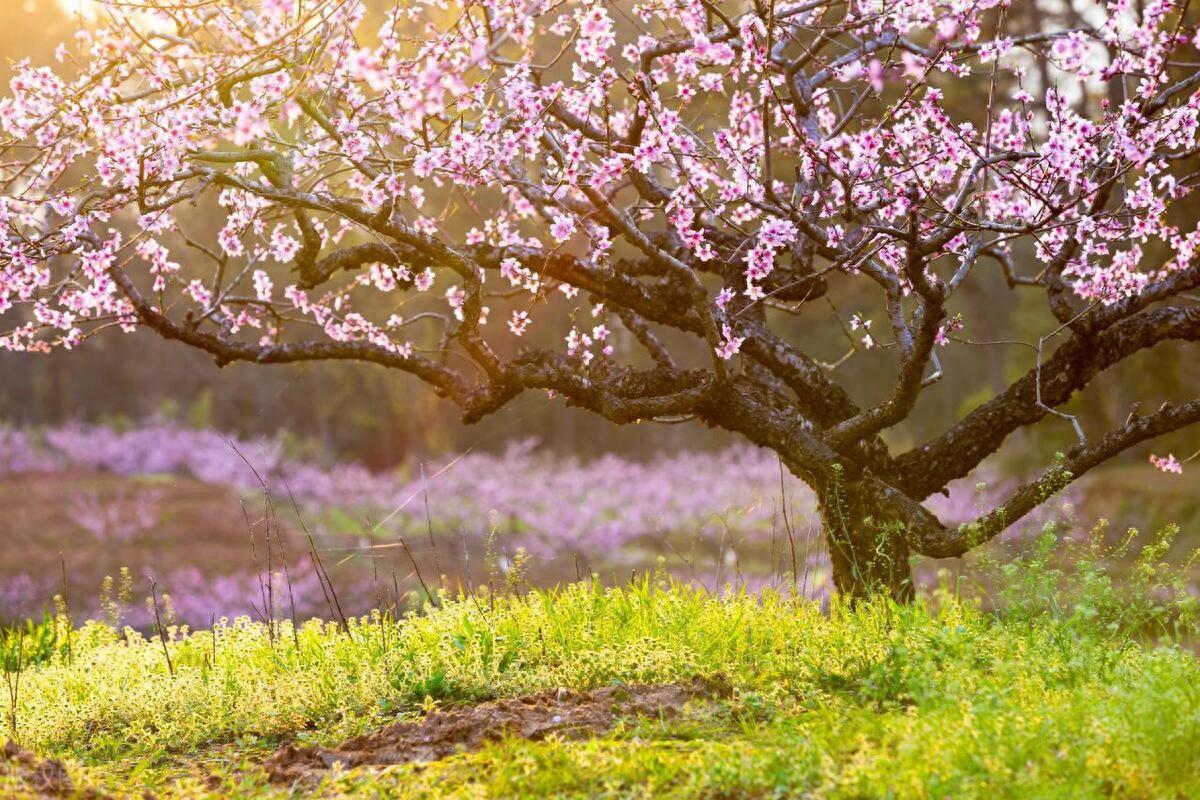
[2,0,1199,598]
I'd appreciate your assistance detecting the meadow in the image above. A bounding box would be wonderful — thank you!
[4,421,1200,798]
[3,520,1200,799]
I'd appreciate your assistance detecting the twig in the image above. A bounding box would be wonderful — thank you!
[59,553,72,666]
[714,522,728,594]
[264,494,276,645]
[283,477,349,633]
[269,498,301,650]
[779,457,799,598]
[240,500,271,635]
[309,552,337,624]
[150,580,175,677]
[460,526,473,594]
[420,462,444,589]
[4,627,23,742]
[399,535,438,607]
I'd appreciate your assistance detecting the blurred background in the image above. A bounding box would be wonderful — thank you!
[2,0,1198,628]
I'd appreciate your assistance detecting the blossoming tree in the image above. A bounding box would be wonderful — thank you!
[2,0,1199,598]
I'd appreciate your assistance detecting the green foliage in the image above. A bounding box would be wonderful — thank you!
[977,520,1200,642]
[3,539,1200,798]
[1,614,69,672]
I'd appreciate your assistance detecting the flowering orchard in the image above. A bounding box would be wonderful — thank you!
[3,420,1045,555]
[1,0,1199,597]
[0,420,1071,624]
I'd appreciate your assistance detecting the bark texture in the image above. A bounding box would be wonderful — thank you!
[816,471,915,601]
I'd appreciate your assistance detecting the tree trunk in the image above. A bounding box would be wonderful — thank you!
[816,467,915,602]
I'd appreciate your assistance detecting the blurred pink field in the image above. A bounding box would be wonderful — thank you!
[4,419,1186,626]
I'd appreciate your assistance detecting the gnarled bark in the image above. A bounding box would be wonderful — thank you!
[815,470,915,601]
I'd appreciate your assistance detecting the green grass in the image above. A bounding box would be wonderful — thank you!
[2,533,1200,799]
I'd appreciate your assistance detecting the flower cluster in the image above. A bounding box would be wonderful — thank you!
[1150,453,1184,474]
[0,0,1192,374]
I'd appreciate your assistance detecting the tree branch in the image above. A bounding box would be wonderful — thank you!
[897,306,1200,499]
[918,397,1200,558]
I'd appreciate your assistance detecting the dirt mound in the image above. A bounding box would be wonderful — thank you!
[265,675,730,783]
[1,740,77,798]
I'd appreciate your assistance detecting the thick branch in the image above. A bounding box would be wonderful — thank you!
[918,397,1200,558]
[109,266,473,405]
[295,242,411,289]
[897,305,1200,499]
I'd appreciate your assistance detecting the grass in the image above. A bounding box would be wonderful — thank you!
[3,524,1200,798]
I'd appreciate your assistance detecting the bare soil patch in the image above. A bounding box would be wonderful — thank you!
[264,675,730,783]
[2,740,85,798]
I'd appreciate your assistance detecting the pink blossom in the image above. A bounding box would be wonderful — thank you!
[1150,453,1183,474]
[715,323,744,359]
[508,309,530,335]
[231,101,268,146]
[253,270,274,302]
[550,211,577,243]
[0,0,1196,515]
